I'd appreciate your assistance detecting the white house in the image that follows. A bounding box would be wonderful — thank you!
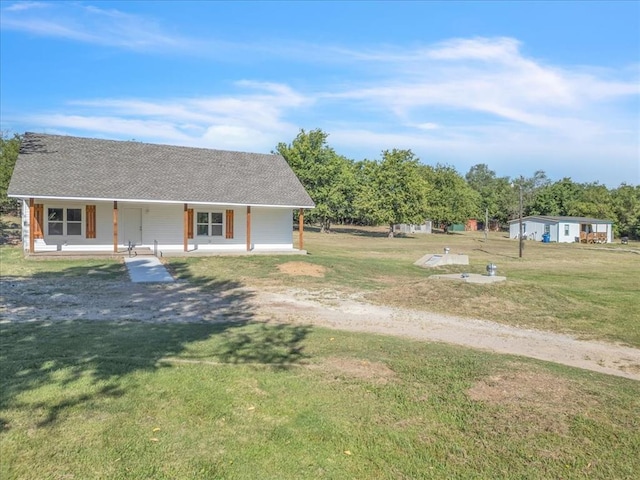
[8,133,315,255]
[508,216,614,243]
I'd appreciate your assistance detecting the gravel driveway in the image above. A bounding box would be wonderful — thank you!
[2,277,639,380]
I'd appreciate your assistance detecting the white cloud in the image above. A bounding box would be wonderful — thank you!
[330,40,638,131]
[5,34,637,185]
[201,125,276,152]
[27,114,194,142]
[3,2,49,12]
[319,37,638,185]
[426,37,522,62]
[0,2,195,52]
[23,82,311,153]
[415,123,440,131]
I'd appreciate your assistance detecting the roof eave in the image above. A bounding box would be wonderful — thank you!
[507,216,612,224]
[9,193,315,209]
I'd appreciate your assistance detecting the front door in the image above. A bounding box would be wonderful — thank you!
[122,208,142,246]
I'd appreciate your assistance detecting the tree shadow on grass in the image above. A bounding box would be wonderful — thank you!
[473,247,522,260]
[0,260,311,430]
[216,323,311,369]
[0,219,21,245]
[331,226,394,238]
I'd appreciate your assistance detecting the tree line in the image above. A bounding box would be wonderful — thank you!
[1,130,639,239]
[276,129,640,239]
[0,132,21,215]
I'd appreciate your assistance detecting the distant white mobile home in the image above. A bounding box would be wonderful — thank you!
[508,216,613,243]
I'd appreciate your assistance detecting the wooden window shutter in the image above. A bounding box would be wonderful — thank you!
[86,205,97,239]
[187,209,194,239]
[225,209,234,239]
[33,204,44,239]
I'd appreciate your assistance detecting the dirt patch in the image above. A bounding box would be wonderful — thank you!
[277,262,327,277]
[466,366,594,436]
[309,356,396,384]
[467,366,575,407]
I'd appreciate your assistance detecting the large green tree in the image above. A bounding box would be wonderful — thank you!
[611,184,640,238]
[528,178,616,222]
[0,132,21,214]
[505,171,551,222]
[421,164,480,228]
[355,149,430,237]
[572,183,616,220]
[528,177,582,216]
[275,129,355,232]
[465,164,514,224]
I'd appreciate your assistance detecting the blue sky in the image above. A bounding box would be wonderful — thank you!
[1,1,639,186]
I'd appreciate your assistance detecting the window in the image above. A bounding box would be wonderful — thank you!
[47,207,82,236]
[48,208,63,235]
[564,224,570,236]
[544,225,550,234]
[67,208,82,235]
[196,212,223,236]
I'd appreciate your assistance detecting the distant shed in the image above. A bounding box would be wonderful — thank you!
[393,221,432,234]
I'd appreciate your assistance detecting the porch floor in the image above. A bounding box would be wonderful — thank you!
[25,248,307,259]
[26,248,153,259]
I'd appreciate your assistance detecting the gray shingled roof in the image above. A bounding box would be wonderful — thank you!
[8,133,315,208]
[508,215,613,224]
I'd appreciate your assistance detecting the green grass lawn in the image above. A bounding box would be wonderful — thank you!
[1,226,639,478]
[0,244,125,280]
[2,321,639,479]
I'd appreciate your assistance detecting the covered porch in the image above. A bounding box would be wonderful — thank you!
[23,198,308,256]
[578,222,611,244]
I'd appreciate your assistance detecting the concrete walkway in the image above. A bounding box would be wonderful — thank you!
[124,257,174,283]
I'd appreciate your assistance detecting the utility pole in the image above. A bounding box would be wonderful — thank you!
[484,207,488,242]
[518,183,523,258]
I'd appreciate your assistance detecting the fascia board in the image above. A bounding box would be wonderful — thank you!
[9,193,315,209]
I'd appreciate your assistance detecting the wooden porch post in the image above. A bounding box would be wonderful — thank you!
[183,203,189,252]
[299,208,304,250]
[29,198,35,254]
[113,201,118,253]
[246,206,252,251]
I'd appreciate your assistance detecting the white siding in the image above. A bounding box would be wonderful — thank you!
[560,223,581,243]
[526,220,545,241]
[27,200,112,251]
[20,200,297,253]
[394,222,432,234]
[251,207,293,250]
[510,220,549,241]
[186,205,247,252]
[592,223,613,243]
[509,222,519,239]
[95,203,114,245]
[20,199,29,251]
[138,203,183,246]
[509,220,613,244]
